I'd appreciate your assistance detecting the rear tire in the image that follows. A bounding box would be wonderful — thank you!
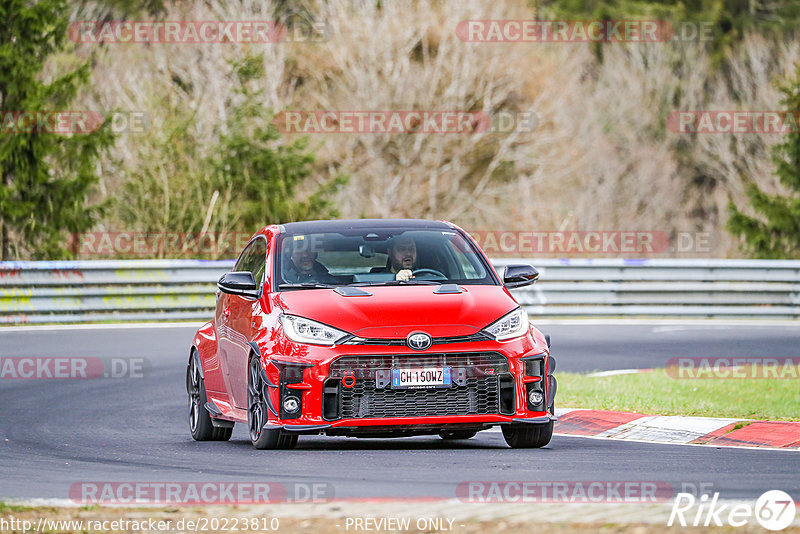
[187,352,232,441]
[502,421,553,448]
[439,430,478,440]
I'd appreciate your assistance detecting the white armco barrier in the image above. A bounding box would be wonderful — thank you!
[1,258,798,323]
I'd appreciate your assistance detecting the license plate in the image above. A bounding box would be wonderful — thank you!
[391,367,451,389]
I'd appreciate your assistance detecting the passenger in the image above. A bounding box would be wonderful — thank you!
[283,239,337,284]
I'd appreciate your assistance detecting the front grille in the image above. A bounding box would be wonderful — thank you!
[341,332,493,347]
[324,352,513,420]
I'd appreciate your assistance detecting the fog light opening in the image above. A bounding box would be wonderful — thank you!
[283,396,300,414]
[528,390,544,406]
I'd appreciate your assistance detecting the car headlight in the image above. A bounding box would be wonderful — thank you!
[279,314,348,346]
[483,308,529,341]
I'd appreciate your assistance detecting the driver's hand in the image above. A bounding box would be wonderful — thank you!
[395,269,413,282]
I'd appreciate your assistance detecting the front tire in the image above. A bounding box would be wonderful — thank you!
[248,356,297,450]
[277,433,298,449]
[187,352,232,441]
[502,421,553,448]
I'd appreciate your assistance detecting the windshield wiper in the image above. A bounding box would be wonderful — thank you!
[278,283,336,290]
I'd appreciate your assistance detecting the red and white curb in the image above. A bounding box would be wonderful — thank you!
[554,409,800,450]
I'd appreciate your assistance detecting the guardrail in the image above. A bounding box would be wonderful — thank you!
[1,259,798,323]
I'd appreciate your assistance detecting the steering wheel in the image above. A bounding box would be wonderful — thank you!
[412,268,447,279]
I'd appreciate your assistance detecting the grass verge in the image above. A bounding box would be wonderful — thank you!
[0,501,33,513]
[557,368,800,421]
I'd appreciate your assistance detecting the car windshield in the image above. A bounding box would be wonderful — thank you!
[276,228,496,289]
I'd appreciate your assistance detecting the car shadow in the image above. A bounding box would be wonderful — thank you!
[225,433,513,450]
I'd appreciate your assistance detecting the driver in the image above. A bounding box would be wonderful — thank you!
[387,235,417,281]
[283,238,337,284]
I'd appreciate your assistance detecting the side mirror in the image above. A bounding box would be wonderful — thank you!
[218,271,260,298]
[503,264,539,289]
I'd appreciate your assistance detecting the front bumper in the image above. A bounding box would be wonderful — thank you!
[256,333,556,434]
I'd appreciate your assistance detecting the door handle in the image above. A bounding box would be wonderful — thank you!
[223,308,231,317]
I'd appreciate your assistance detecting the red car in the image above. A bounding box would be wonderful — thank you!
[186,219,557,449]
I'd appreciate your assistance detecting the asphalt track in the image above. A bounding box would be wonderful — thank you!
[0,322,798,503]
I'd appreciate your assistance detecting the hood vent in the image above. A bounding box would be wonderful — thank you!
[334,286,373,297]
[434,284,463,294]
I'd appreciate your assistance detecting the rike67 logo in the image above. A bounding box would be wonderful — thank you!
[669,490,796,531]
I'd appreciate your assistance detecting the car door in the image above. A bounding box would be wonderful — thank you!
[217,238,257,408]
[205,274,233,397]
[225,236,268,409]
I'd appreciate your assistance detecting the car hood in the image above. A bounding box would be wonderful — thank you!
[273,285,518,338]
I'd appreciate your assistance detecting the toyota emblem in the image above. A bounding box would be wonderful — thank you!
[407,332,433,351]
